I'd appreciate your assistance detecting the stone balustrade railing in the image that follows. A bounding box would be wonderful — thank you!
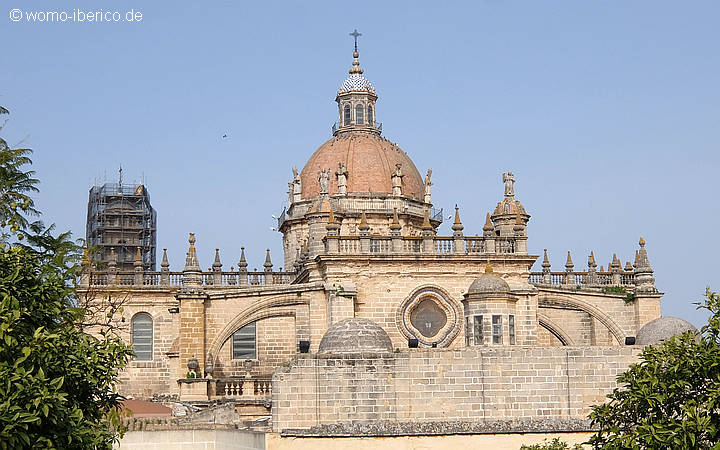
[326,234,526,256]
[215,377,272,399]
[85,270,295,287]
[529,271,635,288]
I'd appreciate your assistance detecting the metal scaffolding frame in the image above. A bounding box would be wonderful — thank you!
[86,182,157,271]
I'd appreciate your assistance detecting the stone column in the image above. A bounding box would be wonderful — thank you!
[390,209,403,253]
[178,233,208,379]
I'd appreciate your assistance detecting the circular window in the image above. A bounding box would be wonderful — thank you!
[396,286,461,347]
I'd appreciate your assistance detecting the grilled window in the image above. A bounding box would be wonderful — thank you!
[473,315,484,345]
[509,314,516,345]
[356,104,364,124]
[492,315,502,344]
[132,313,153,360]
[344,105,351,125]
[232,322,257,359]
[368,105,373,124]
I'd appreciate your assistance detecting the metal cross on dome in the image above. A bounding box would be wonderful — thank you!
[350,29,362,51]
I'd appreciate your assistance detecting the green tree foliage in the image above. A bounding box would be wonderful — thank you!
[589,288,720,449]
[520,437,584,449]
[0,107,133,449]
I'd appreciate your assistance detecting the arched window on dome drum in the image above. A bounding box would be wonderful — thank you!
[232,321,256,359]
[367,105,373,125]
[132,313,153,360]
[355,104,364,125]
[344,105,351,125]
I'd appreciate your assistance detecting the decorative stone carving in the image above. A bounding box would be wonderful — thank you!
[424,169,432,203]
[336,162,348,195]
[391,163,403,196]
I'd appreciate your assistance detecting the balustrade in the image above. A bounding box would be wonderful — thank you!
[217,377,272,399]
[529,271,635,288]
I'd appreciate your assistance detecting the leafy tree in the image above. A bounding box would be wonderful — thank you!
[589,288,720,449]
[520,437,583,449]
[0,107,133,449]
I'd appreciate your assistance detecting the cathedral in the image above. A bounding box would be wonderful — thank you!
[82,36,691,445]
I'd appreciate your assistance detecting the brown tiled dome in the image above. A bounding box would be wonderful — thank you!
[300,132,425,200]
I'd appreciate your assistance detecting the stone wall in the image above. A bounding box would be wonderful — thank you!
[117,429,265,450]
[272,346,640,432]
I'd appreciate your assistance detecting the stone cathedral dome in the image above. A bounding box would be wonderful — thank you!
[318,318,393,354]
[299,39,425,201]
[300,132,425,200]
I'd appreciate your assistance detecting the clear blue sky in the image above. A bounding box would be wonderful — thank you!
[4,1,719,326]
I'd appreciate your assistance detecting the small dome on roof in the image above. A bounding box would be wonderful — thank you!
[636,317,698,346]
[467,265,511,296]
[318,318,393,354]
[339,74,375,94]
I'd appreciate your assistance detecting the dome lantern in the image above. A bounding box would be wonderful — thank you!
[334,30,381,136]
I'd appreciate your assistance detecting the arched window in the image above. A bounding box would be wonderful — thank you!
[355,104,364,125]
[367,105,373,125]
[132,313,153,360]
[232,322,257,359]
[343,105,351,125]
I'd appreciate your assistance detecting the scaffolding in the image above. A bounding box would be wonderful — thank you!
[86,182,157,271]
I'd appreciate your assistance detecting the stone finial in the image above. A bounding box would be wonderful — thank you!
[81,248,91,268]
[264,249,273,273]
[634,237,656,293]
[565,251,574,271]
[390,208,401,231]
[600,265,604,272]
[634,250,639,268]
[108,247,117,269]
[586,251,598,285]
[358,211,370,232]
[212,248,222,271]
[134,247,143,267]
[563,251,575,286]
[484,262,493,274]
[541,249,551,284]
[184,233,201,271]
[238,247,248,272]
[327,206,335,224]
[624,261,633,271]
[483,213,494,233]
[161,248,170,269]
[451,205,464,233]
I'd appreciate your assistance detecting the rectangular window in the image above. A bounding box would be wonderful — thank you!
[492,315,502,344]
[465,316,470,346]
[232,322,257,359]
[473,315,483,345]
[509,315,516,345]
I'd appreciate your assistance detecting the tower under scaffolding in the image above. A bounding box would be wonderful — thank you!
[86,181,157,271]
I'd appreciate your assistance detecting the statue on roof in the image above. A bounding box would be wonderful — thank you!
[503,171,515,197]
[391,163,403,196]
[336,162,348,195]
[292,167,302,202]
[424,169,432,204]
[318,168,331,194]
